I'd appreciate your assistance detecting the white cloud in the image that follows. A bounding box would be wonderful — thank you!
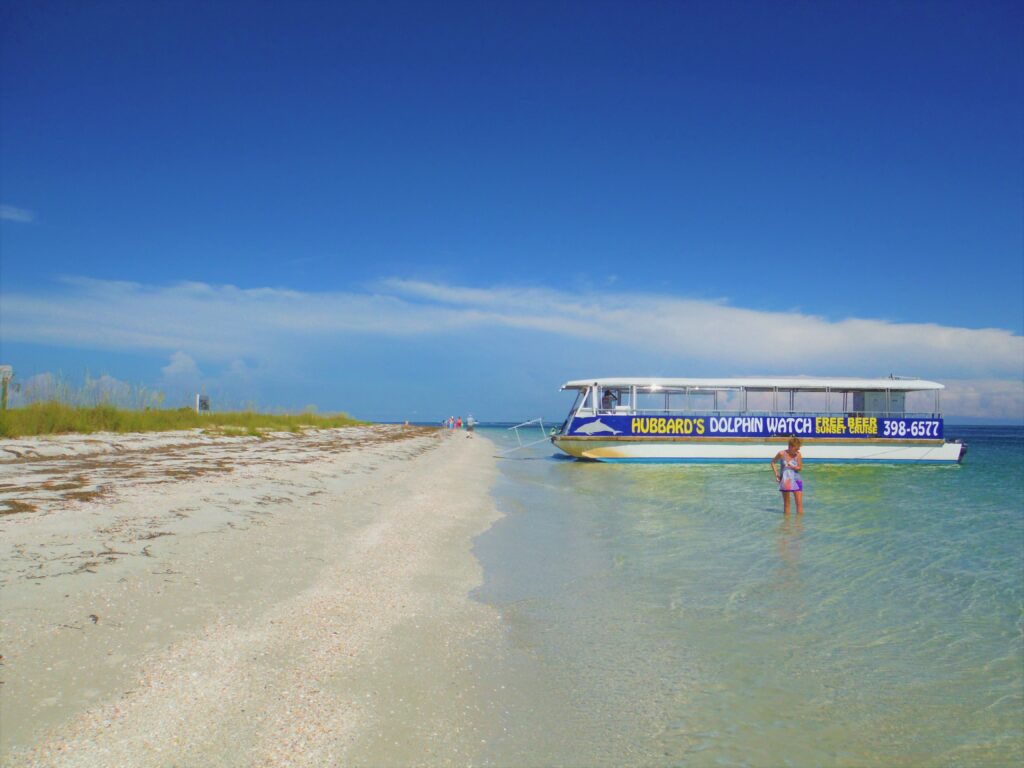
[0,205,34,223]
[380,279,1024,377]
[941,378,1024,420]
[2,276,1022,417]
[161,351,201,379]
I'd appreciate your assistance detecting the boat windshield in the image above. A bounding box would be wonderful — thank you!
[567,388,586,416]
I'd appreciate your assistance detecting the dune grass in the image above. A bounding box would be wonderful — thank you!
[0,402,364,438]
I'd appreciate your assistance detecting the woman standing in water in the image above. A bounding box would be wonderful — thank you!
[771,437,804,515]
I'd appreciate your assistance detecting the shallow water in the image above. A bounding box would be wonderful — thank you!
[473,425,1024,766]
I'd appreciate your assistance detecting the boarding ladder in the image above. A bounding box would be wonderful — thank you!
[504,418,550,454]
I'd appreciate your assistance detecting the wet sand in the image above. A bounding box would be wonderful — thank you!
[0,426,504,766]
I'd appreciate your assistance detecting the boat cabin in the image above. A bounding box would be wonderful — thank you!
[563,377,943,420]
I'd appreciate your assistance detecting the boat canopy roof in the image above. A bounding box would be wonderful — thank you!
[561,376,944,392]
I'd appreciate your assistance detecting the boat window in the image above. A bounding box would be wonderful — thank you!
[676,391,715,412]
[634,389,736,413]
[889,391,906,415]
[615,388,632,411]
[745,390,775,412]
[852,391,905,415]
[598,387,631,413]
[635,390,666,413]
[713,390,744,411]
[573,387,595,416]
[792,391,828,413]
[567,389,585,416]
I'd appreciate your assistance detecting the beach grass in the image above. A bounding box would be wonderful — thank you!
[0,402,363,438]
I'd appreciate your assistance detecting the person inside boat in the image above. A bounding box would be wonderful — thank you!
[601,389,618,411]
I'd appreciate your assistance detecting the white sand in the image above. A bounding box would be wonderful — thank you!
[0,426,507,766]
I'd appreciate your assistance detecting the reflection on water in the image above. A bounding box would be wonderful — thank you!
[775,515,802,575]
[474,426,1024,766]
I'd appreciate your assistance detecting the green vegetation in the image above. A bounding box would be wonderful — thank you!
[0,402,363,438]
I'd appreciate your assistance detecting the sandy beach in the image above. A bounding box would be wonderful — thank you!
[1,425,506,766]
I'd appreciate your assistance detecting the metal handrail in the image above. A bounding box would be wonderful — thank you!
[505,418,549,453]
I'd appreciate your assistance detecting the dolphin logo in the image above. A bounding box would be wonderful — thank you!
[573,419,622,436]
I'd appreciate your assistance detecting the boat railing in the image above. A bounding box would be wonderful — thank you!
[604,409,942,419]
[504,418,550,453]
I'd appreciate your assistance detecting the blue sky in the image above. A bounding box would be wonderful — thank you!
[1,0,1022,421]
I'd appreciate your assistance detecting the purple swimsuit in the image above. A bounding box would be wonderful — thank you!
[779,452,803,492]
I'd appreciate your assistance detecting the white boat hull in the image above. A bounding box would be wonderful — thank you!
[552,437,965,463]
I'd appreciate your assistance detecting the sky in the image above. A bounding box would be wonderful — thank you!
[1,0,1022,422]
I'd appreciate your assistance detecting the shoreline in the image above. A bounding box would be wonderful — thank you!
[1,426,507,766]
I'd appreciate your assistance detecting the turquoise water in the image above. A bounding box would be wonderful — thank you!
[473,426,1023,766]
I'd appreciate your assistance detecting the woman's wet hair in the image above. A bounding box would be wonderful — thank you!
[788,437,802,449]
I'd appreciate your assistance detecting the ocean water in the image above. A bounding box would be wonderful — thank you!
[472,425,1023,766]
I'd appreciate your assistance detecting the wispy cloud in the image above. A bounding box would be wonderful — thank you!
[2,276,1021,417]
[380,279,1023,379]
[0,205,34,223]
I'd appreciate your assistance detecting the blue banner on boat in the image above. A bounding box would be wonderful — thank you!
[567,415,943,439]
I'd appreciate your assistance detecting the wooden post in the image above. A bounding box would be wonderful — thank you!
[0,366,12,411]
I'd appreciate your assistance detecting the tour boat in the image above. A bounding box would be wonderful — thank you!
[551,377,966,463]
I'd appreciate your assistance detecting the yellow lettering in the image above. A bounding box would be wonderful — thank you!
[817,417,848,435]
[696,418,705,435]
[847,416,878,435]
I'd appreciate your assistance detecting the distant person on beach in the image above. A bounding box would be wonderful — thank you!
[771,437,804,515]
